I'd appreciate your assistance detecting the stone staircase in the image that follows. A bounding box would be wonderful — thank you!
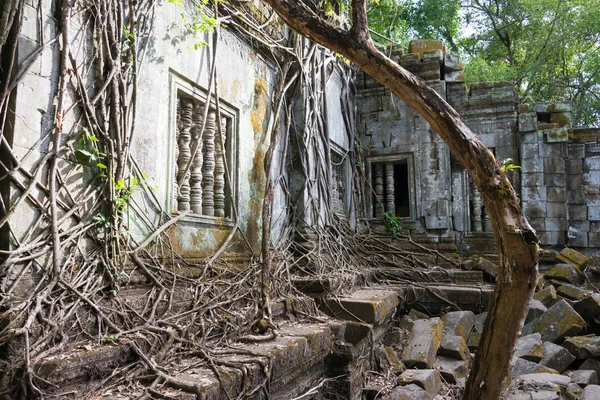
[461,232,499,265]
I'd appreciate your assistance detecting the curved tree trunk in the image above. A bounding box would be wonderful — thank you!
[262,1,540,399]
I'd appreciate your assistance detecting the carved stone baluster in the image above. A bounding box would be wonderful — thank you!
[374,163,384,218]
[483,206,491,232]
[177,100,193,211]
[471,186,483,232]
[385,163,395,214]
[214,116,227,217]
[174,97,181,212]
[336,166,344,215]
[202,110,216,216]
[190,104,204,214]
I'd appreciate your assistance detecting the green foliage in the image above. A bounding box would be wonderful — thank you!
[75,128,107,174]
[500,158,521,173]
[169,0,219,50]
[381,209,403,237]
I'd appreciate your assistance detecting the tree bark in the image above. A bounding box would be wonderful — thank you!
[262,1,539,399]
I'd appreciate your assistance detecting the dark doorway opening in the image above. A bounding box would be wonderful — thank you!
[394,162,410,217]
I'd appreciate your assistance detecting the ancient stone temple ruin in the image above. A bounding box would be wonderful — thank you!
[356,40,600,250]
[1,1,600,399]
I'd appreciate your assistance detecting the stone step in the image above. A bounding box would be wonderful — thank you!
[318,289,399,325]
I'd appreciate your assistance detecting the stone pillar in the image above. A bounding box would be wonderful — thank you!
[177,99,193,212]
[174,98,180,211]
[374,163,384,218]
[190,104,204,214]
[385,163,395,214]
[471,186,483,232]
[214,116,227,217]
[202,110,216,216]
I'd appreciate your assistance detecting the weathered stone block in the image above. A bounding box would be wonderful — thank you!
[570,370,598,387]
[567,159,583,175]
[535,102,571,113]
[389,383,432,400]
[567,174,583,190]
[568,189,586,205]
[319,289,399,324]
[442,311,475,340]
[547,202,567,218]
[550,112,572,128]
[527,300,548,323]
[583,157,600,172]
[519,113,537,132]
[439,335,470,361]
[401,318,443,368]
[574,294,600,321]
[545,264,583,284]
[445,70,465,82]
[589,206,600,221]
[557,284,590,301]
[434,356,468,384]
[514,333,545,362]
[510,357,559,378]
[522,300,586,343]
[377,347,405,375]
[568,232,589,247]
[444,51,463,71]
[539,231,567,246]
[467,331,481,351]
[568,205,588,221]
[563,336,600,359]
[397,369,442,396]
[556,248,589,268]
[473,312,487,332]
[523,201,546,217]
[544,158,566,175]
[592,233,600,246]
[546,218,568,232]
[539,342,575,373]
[581,384,600,400]
[534,285,558,307]
[546,188,565,203]
[522,173,544,187]
[569,144,586,158]
[545,173,566,187]
[545,128,569,143]
[521,158,544,173]
[422,49,443,62]
[521,143,540,159]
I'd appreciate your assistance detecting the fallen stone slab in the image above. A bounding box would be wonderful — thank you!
[319,289,399,324]
[522,300,586,343]
[526,299,548,323]
[397,369,441,396]
[463,257,498,280]
[434,356,468,384]
[377,347,405,375]
[473,312,487,332]
[389,383,432,400]
[565,382,584,399]
[518,372,571,391]
[534,285,558,307]
[439,335,470,361]
[580,358,600,376]
[467,331,481,351]
[569,370,598,387]
[574,294,600,321]
[557,284,590,301]
[539,342,575,373]
[510,357,559,378]
[556,247,589,269]
[514,333,545,362]
[562,336,600,359]
[408,309,429,320]
[544,264,583,285]
[581,384,600,400]
[504,389,560,399]
[441,310,475,341]
[401,318,443,368]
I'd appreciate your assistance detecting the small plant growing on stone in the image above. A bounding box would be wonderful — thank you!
[381,209,402,238]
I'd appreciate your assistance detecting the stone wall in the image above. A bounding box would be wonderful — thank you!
[356,39,600,248]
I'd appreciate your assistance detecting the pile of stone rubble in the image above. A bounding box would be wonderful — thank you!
[366,248,600,399]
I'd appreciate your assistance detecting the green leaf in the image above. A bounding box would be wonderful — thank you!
[96,163,107,169]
